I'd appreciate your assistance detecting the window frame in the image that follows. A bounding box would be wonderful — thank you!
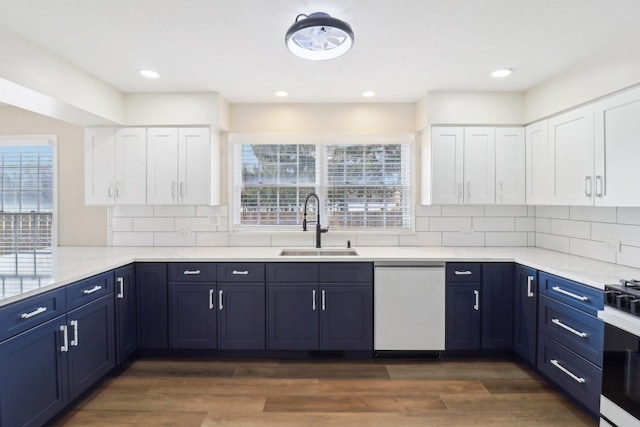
[229,133,415,233]
[0,135,58,248]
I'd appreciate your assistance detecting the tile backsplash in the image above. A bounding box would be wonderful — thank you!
[108,204,640,269]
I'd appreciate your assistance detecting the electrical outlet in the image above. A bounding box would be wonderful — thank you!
[209,215,220,226]
[605,238,621,252]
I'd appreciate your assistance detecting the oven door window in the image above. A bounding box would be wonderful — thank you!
[604,323,640,420]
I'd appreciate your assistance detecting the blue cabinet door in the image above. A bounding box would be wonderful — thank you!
[446,283,481,349]
[67,295,116,400]
[0,317,69,427]
[514,264,537,365]
[218,283,266,350]
[481,263,514,349]
[320,284,373,350]
[137,263,168,349]
[169,283,217,349]
[115,264,137,365]
[267,283,319,350]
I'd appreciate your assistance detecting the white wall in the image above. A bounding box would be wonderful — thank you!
[426,92,525,125]
[124,93,229,128]
[0,106,108,245]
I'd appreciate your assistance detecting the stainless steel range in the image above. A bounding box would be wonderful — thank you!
[599,279,640,427]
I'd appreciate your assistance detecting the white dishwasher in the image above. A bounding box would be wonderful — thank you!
[374,262,446,351]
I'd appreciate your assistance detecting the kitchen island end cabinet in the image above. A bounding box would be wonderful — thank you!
[137,263,168,349]
[266,262,373,351]
[445,263,514,351]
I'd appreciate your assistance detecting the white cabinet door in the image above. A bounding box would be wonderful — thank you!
[431,127,463,205]
[115,128,147,205]
[549,105,594,205]
[463,127,495,204]
[85,128,116,205]
[495,127,525,205]
[525,120,552,205]
[147,128,179,205]
[178,128,211,205]
[594,86,640,206]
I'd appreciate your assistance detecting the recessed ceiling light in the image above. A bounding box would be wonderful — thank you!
[362,91,376,98]
[139,69,160,79]
[274,90,288,97]
[491,68,513,78]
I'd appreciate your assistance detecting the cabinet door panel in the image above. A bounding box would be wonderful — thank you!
[320,284,372,350]
[267,284,319,350]
[137,263,168,349]
[115,264,137,365]
[84,127,116,205]
[169,283,217,349]
[67,296,115,400]
[464,127,495,204]
[481,263,514,349]
[431,127,463,205]
[549,105,594,205]
[115,128,147,205]
[514,265,537,365]
[179,128,211,205]
[445,283,481,350]
[594,86,640,206]
[495,127,525,205]
[0,318,68,427]
[526,121,552,204]
[218,283,265,350]
[147,128,179,204]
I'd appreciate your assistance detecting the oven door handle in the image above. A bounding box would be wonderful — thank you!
[550,359,586,384]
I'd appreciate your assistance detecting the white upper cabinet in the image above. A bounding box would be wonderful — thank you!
[463,127,495,204]
[430,127,464,205]
[594,86,640,206]
[495,127,525,205]
[84,127,146,205]
[147,127,212,205]
[525,120,552,205]
[429,126,498,205]
[549,105,594,205]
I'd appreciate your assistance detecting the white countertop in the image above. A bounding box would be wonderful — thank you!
[2,245,639,307]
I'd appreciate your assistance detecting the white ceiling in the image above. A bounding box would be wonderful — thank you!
[1,0,639,104]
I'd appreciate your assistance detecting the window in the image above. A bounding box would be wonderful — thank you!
[0,136,55,278]
[232,135,412,230]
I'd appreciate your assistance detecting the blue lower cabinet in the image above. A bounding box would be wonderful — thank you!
[218,283,266,350]
[514,265,538,365]
[320,284,373,351]
[445,283,481,350]
[137,263,168,349]
[0,317,69,427]
[169,283,217,349]
[267,283,320,350]
[114,264,137,365]
[537,334,602,414]
[481,263,514,349]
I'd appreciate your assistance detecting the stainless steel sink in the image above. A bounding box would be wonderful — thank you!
[279,248,359,256]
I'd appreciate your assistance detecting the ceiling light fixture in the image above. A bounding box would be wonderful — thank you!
[491,68,513,78]
[274,90,288,97]
[139,69,160,79]
[362,91,376,98]
[285,12,354,60]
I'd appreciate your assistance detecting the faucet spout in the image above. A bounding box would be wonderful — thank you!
[303,192,328,248]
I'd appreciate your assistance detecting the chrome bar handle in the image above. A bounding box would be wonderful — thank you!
[585,176,592,197]
[455,270,472,276]
[595,175,603,197]
[70,320,79,347]
[550,359,586,384]
[183,270,201,275]
[312,290,316,311]
[232,270,249,275]
[116,277,124,299]
[527,276,535,298]
[457,182,463,201]
[60,325,69,353]
[219,289,224,310]
[473,290,479,311]
[322,290,326,311]
[209,289,214,310]
[552,286,589,302]
[21,306,47,319]
[116,181,122,198]
[552,318,588,338]
[83,285,102,295]
[108,182,114,198]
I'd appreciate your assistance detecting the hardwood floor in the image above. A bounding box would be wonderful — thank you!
[54,358,597,426]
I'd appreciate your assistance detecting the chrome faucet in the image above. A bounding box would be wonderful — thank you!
[303,192,328,248]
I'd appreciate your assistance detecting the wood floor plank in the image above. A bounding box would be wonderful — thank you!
[120,359,238,377]
[55,409,207,426]
[441,392,579,413]
[149,377,320,396]
[234,361,390,379]
[386,360,537,380]
[318,378,489,396]
[263,395,403,413]
[481,378,554,394]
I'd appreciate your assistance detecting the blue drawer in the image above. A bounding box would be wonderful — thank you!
[537,334,602,415]
[539,272,603,316]
[538,294,603,367]
[320,263,372,284]
[446,263,481,283]
[217,263,265,282]
[66,271,114,311]
[0,288,66,341]
[267,263,318,283]
[169,263,217,282]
